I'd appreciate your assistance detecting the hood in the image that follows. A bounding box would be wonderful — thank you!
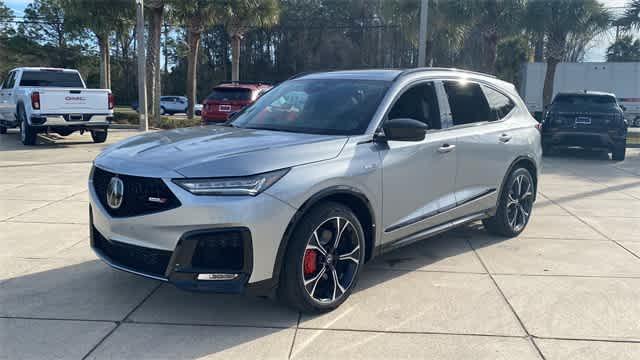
[96,126,348,178]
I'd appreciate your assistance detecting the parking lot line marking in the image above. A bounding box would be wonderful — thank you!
[465,238,547,360]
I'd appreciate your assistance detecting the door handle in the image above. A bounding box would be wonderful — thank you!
[437,143,456,153]
[499,134,512,143]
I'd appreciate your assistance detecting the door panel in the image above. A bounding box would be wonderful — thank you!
[0,71,15,121]
[451,122,509,208]
[442,80,511,212]
[380,131,458,243]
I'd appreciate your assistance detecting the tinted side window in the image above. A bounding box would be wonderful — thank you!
[482,85,515,120]
[443,81,491,126]
[5,71,16,88]
[388,82,441,129]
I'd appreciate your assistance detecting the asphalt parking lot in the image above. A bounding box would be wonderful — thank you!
[1,128,640,359]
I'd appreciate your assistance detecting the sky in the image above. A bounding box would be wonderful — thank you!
[4,0,639,63]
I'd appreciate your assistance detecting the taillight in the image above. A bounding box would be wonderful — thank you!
[535,123,543,132]
[108,93,115,110]
[31,92,40,110]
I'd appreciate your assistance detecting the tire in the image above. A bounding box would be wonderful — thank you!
[0,125,6,134]
[91,128,108,143]
[19,108,37,146]
[483,167,535,237]
[278,202,366,313]
[159,107,166,115]
[612,141,626,161]
[542,142,553,156]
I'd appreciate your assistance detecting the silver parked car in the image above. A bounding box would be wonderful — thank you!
[90,69,541,312]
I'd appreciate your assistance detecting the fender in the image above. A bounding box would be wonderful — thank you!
[270,185,376,286]
[494,155,539,213]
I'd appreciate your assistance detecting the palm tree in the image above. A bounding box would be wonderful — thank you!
[606,35,640,62]
[620,0,640,30]
[449,0,525,74]
[172,0,218,118]
[62,0,133,89]
[219,0,279,82]
[526,0,610,107]
[146,0,164,123]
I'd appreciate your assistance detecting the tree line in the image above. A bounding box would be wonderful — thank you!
[1,0,639,122]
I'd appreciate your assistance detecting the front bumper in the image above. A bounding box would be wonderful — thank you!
[31,114,112,128]
[89,175,297,293]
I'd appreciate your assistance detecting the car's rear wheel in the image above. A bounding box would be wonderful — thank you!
[19,108,37,146]
[483,167,535,237]
[0,125,6,134]
[91,128,108,143]
[612,141,626,161]
[279,202,365,313]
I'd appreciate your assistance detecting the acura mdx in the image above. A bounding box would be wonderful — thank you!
[90,69,541,313]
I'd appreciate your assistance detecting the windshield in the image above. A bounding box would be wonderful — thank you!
[19,71,84,87]
[553,94,616,106]
[207,88,252,101]
[230,79,390,135]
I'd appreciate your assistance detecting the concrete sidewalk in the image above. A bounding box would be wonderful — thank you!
[1,128,639,359]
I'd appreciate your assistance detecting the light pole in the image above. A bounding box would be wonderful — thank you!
[418,0,429,67]
[136,0,148,131]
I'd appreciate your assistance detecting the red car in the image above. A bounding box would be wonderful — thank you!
[202,82,272,123]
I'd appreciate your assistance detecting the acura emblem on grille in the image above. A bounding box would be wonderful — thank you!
[106,177,124,209]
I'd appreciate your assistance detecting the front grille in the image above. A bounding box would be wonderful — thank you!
[92,166,181,217]
[93,226,172,278]
[190,230,246,271]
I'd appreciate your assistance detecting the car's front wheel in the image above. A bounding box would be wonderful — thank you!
[483,167,535,237]
[279,202,365,313]
[612,141,626,161]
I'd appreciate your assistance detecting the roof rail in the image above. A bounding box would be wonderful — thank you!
[395,67,497,81]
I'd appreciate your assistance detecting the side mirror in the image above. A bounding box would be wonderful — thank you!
[380,118,428,142]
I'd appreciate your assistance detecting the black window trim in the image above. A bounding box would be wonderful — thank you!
[379,79,445,135]
[439,77,518,132]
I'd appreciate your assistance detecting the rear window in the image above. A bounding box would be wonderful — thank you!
[19,71,84,87]
[553,94,616,105]
[207,88,252,101]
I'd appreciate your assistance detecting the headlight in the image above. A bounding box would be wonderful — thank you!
[173,168,289,196]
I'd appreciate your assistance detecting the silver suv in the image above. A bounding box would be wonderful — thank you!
[90,69,541,312]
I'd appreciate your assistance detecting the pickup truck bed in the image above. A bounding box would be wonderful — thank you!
[0,67,114,145]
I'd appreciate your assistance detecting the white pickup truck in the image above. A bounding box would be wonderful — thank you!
[0,67,114,145]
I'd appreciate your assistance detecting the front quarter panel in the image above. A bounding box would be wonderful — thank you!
[265,136,382,243]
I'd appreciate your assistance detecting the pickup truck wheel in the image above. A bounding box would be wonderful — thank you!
[19,110,37,146]
[91,129,108,143]
[612,142,626,161]
[0,125,6,134]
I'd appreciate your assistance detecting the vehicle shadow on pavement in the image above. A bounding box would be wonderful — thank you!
[1,224,510,358]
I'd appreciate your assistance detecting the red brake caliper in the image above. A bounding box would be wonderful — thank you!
[303,249,318,276]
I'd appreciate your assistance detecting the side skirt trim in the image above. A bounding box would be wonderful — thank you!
[380,211,489,254]
[384,188,495,233]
